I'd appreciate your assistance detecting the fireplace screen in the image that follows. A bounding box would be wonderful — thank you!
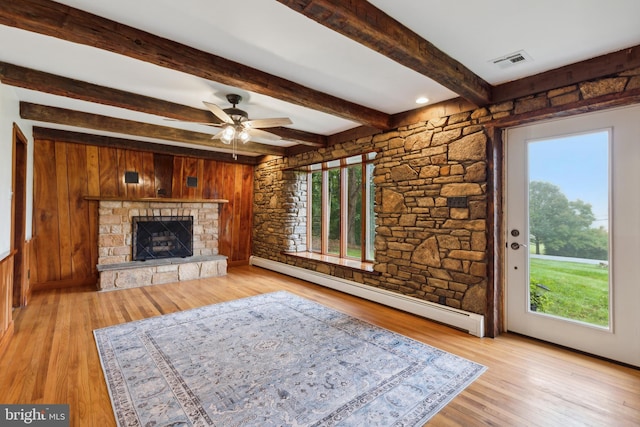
[132,216,193,261]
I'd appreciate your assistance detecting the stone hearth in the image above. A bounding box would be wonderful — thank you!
[94,199,228,290]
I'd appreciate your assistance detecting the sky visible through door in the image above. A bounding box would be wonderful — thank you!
[528,131,609,230]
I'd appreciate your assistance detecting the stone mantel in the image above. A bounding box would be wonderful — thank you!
[85,196,229,204]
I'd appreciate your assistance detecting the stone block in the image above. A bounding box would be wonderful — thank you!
[178,263,201,281]
[448,132,487,161]
[201,260,226,277]
[448,250,485,261]
[115,269,152,288]
[152,271,179,285]
[580,77,627,99]
[100,201,123,209]
[514,96,548,114]
[98,271,116,290]
[100,215,122,225]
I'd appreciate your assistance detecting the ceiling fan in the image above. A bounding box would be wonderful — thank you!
[201,94,292,158]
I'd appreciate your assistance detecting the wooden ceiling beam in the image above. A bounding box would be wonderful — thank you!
[0,0,391,130]
[0,62,326,147]
[493,45,640,103]
[277,0,492,106]
[20,102,286,157]
[33,127,260,165]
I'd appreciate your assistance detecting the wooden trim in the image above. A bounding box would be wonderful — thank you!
[0,250,16,357]
[486,87,640,129]
[84,196,229,204]
[485,127,503,338]
[33,127,261,165]
[11,123,28,307]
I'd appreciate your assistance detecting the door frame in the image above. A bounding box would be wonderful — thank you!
[11,123,28,307]
[500,105,640,366]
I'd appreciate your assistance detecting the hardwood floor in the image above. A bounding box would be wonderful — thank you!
[0,265,638,426]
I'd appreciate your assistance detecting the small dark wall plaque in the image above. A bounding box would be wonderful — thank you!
[124,171,139,184]
[447,196,468,208]
[186,176,198,188]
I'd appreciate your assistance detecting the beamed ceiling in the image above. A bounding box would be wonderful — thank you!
[1,0,640,163]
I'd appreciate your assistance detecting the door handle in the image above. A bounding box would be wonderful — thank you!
[510,242,527,250]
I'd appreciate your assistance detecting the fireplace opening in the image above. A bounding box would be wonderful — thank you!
[132,216,193,261]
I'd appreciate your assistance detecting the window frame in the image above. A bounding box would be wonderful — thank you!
[306,153,375,263]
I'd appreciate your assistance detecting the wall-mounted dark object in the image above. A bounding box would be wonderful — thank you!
[447,196,468,208]
[186,176,198,188]
[124,171,139,184]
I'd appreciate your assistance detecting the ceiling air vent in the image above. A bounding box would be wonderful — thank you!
[490,50,532,69]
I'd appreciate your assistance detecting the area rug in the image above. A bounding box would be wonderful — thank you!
[94,291,486,426]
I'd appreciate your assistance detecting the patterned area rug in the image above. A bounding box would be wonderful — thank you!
[94,291,486,426]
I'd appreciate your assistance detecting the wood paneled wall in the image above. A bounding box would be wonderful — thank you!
[0,251,15,357]
[31,139,254,290]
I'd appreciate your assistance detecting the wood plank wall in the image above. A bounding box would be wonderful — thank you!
[31,139,254,290]
[0,251,15,357]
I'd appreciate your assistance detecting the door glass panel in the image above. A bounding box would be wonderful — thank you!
[527,131,610,327]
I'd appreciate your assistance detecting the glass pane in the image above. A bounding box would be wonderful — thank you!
[328,168,340,255]
[345,154,363,165]
[366,162,376,261]
[346,164,362,259]
[310,171,322,252]
[527,131,610,327]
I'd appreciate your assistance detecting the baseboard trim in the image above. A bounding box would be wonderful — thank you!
[249,256,484,337]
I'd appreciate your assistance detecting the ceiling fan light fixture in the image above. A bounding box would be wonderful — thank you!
[221,125,235,144]
[239,128,251,144]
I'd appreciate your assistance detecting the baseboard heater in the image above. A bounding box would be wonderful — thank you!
[249,256,484,337]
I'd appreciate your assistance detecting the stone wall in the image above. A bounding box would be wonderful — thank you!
[252,68,640,316]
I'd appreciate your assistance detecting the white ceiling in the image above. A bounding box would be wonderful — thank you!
[2,0,640,157]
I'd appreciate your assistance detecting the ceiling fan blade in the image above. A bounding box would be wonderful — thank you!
[244,117,292,128]
[203,101,233,124]
[248,128,282,141]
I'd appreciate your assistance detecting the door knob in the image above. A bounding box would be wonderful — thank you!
[510,242,527,250]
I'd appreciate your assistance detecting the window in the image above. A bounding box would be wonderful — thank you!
[307,153,376,262]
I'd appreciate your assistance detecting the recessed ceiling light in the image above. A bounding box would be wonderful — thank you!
[415,96,429,104]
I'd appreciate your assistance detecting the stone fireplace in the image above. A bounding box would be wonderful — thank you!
[92,199,227,290]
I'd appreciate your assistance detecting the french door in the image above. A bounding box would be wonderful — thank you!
[505,105,640,367]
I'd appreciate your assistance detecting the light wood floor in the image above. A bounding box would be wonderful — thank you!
[0,265,638,426]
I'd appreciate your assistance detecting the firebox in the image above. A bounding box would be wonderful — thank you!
[132,216,193,261]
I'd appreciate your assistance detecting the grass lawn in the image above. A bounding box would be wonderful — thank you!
[529,258,609,327]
